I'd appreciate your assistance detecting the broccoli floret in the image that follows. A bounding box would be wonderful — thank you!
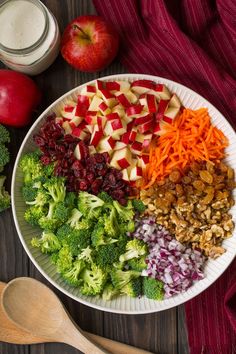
[31,231,61,254]
[78,246,93,264]
[61,258,85,286]
[132,199,146,213]
[111,269,141,290]
[64,192,77,209]
[0,124,10,144]
[24,205,46,226]
[119,239,148,263]
[26,189,49,207]
[97,191,113,204]
[66,229,91,256]
[95,244,120,270]
[0,176,11,212]
[102,283,119,301]
[19,151,43,184]
[38,202,60,231]
[56,224,73,242]
[22,183,38,203]
[103,206,119,237]
[66,208,83,229]
[56,244,73,273]
[80,264,107,296]
[53,202,70,223]
[0,144,10,170]
[113,200,134,223]
[43,177,66,203]
[120,277,142,298]
[78,191,104,219]
[143,277,164,300]
[42,162,55,177]
[126,220,135,233]
[91,219,118,248]
[128,256,147,272]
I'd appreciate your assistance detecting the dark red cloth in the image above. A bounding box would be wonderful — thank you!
[93,0,236,353]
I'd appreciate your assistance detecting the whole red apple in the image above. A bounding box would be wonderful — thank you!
[0,70,41,127]
[61,15,119,72]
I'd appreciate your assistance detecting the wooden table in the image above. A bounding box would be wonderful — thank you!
[0,1,189,353]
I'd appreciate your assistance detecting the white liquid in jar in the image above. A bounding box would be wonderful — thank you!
[0,0,45,50]
[0,0,60,75]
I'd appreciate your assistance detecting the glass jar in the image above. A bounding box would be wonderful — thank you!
[0,0,60,75]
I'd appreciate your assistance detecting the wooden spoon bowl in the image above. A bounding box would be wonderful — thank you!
[1,278,152,354]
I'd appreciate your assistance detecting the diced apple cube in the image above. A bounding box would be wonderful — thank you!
[169,94,181,108]
[146,94,157,113]
[134,113,153,126]
[77,95,90,108]
[110,147,132,169]
[142,133,153,149]
[152,84,171,100]
[121,131,131,145]
[131,79,155,94]
[155,99,170,121]
[153,120,171,136]
[139,94,147,106]
[104,119,126,138]
[137,155,149,169]
[98,136,116,152]
[95,80,105,91]
[116,93,131,108]
[85,111,98,125]
[122,169,129,181]
[81,85,96,98]
[106,80,130,92]
[61,106,76,119]
[112,105,126,120]
[136,133,145,143]
[114,141,126,150]
[71,127,88,140]
[126,104,143,117]
[55,117,63,125]
[69,116,83,129]
[99,102,111,115]
[90,128,103,147]
[88,95,103,111]
[129,127,138,142]
[85,125,94,134]
[106,112,120,121]
[88,145,97,155]
[100,89,117,107]
[74,142,86,160]
[163,106,180,123]
[126,91,138,104]
[137,119,153,134]
[97,115,107,130]
[62,121,72,134]
[129,165,143,181]
[130,141,143,156]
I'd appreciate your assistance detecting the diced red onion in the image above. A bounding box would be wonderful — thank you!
[130,216,205,298]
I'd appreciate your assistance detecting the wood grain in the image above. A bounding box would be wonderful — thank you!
[0,0,189,353]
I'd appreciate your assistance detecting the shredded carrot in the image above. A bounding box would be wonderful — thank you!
[140,108,228,189]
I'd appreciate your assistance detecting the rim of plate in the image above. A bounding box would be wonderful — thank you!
[11,73,236,314]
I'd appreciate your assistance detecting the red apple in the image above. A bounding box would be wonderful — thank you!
[0,70,41,127]
[61,15,119,72]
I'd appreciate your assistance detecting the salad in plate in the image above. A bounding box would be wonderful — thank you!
[19,79,235,300]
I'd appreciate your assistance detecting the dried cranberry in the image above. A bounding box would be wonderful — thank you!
[40,155,51,165]
[91,179,102,194]
[79,180,89,190]
[87,173,95,183]
[72,160,83,170]
[94,153,104,163]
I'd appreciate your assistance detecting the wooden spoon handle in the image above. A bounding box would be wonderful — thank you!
[84,331,153,354]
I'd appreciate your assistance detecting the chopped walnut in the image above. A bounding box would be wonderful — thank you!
[140,161,235,258]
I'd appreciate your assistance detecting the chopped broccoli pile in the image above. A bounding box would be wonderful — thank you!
[0,124,11,213]
[21,151,164,300]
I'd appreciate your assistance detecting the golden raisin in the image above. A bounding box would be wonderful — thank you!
[199,170,213,184]
[193,180,205,191]
[169,169,181,183]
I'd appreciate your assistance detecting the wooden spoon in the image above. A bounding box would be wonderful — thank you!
[0,279,151,354]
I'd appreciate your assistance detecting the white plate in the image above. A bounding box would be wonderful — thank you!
[11,74,236,314]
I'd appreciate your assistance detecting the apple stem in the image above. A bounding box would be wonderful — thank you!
[72,24,90,40]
